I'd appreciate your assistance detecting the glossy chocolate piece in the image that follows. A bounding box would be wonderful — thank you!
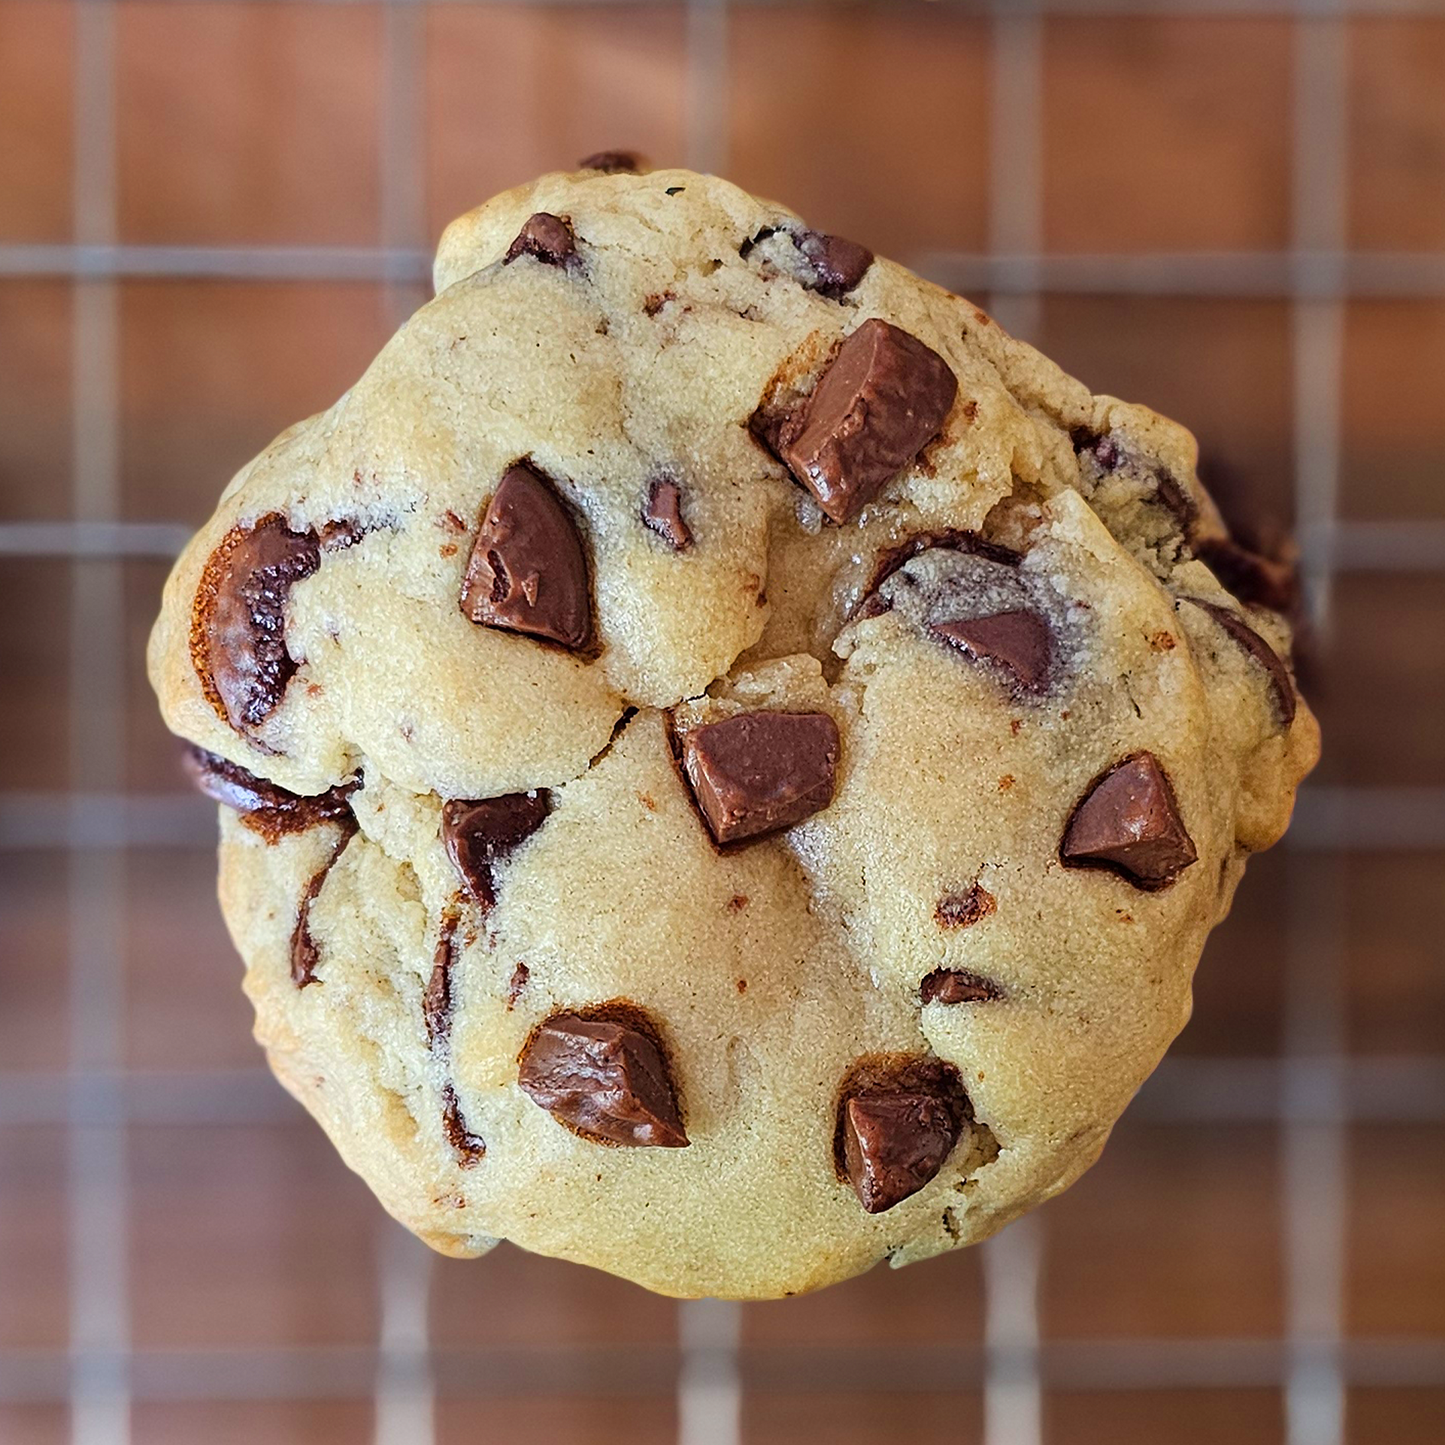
[440,792,551,911]
[932,608,1051,692]
[682,711,839,844]
[504,212,577,267]
[459,464,592,649]
[518,1012,688,1148]
[1061,752,1198,890]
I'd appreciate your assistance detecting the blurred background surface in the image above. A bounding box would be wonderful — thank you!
[1,1,1443,1442]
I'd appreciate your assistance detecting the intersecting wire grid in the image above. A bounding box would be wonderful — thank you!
[0,2,1442,1445]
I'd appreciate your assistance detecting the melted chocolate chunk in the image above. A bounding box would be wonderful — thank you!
[441,792,551,911]
[504,212,577,267]
[641,478,692,551]
[932,609,1051,692]
[921,968,1002,1004]
[459,463,592,649]
[578,150,641,173]
[442,1084,486,1166]
[933,883,997,931]
[289,826,356,988]
[1185,598,1297,728]
[1061,752,1198,891]
[794,229,874,298]
[518,1010,688,1147]
[195,515,321,733]
[423,913,459,1049]
[835,1057,970,1214]
[857,530,1020,614]
[682,711,840,845]
[183,745,356,843]
[1194,536,1298,615]
[769,319,957,523]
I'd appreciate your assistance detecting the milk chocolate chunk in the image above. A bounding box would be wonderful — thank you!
[289,828,354,988]
[933,883,997,931]
[1186,598,1296,728]
[795,229,874,298]
[441,792,551,911]
[921,968,1002,1005]
[1061,752,1198,890]
[504,212,577,267]
[578,150,641,173]
[774,319,957,523]
[197,515,320,732]
[682,711,840,844]
[518,1013,688,1147]
[932,609,1051,692]
[183,745,356,841]
[460,464,592,648]
[641,478,692,551]
[843,1092,962,1214]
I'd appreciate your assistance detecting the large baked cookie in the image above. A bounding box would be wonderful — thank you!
[149,161,1319,1298]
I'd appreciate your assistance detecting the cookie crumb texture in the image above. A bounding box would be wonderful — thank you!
[149,165,1319,1299]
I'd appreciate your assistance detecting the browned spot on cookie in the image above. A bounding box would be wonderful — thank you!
[1009,719,1022,737]
[638,792,658,812]
[934,883,997,930]
[517,1000,688,1148]
[998,774,1015,792]
[726,894,750,913]
[439,542,458,559]
[833,1054,972,1213]
[735,978,748,995]
[1061,752,1198,890]
[1149,630,1177,651]
[442,509,467,532]
[921,969,1003,1005]
[643,290,675,317]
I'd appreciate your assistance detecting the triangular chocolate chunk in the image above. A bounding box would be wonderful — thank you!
[1061,752,1198,890]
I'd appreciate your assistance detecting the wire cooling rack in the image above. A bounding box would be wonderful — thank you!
[1,2,1443,1443]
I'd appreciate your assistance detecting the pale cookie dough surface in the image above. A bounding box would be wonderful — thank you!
[150,163,1319,1298]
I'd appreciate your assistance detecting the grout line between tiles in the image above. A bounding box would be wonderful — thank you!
[678,1300,742,1445]
[1284,12,1349,1445]
[983,1216,1043,1445]
[67,4,130,1444]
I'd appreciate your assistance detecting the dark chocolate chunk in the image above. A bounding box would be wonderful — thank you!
[772,319,957,523]
[641,478,692,551]
[843,1093,961,1213]
[518,1011,688,1147]
[504,212,577,267]
[933,883,997,931]
[194,515,321,733]
[1061,752,1198,890]
[794,229,874,298]
[441,792,551,911]
[578,150,641,173]
[1194,535,1298,615]
[183,744,356,842]
[682,711,840,844]
[424,913,459,1049]
[921,968,1002,1005]
[1185,598,1296,728]
[459,463,592,649]
[506,961,530,1010]
[1154,471,1197,533]
[932,609,1051,692]
[289,826,355,988]
[442,1084,486,1166]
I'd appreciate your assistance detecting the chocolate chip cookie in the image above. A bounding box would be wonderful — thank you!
[150,161,1319,1298]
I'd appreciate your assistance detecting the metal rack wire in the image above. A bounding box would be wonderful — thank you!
[0,2,1443,1443]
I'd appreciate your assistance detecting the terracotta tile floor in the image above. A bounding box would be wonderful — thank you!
[1,4,1442,1441]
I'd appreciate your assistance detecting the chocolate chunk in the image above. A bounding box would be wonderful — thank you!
[459,463,592,649]
[932,609,1051,692]
[423,913,459,1049]
[681,711,840,844]
[506,961,530,1010]
[641,478,693,551]
[1185,598,1296,728]
[183,744,356,842]
[794,229,874,298]
[933,883,997,931]
[921,969,1003,1005]
[289,827,355,988]
[1194,536,1298,615]
[578,150,641,173]
[856,530,1020,615]
[843,1093,961,1213]
[194,515,321,732]
[442,1084,486,1166]
[1154,471,1197,533]
[518,1011,688,1147]
[1061,752,1198,890]
[772,319,957,523]
[441,792,551,911]
[503,212,577,267]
